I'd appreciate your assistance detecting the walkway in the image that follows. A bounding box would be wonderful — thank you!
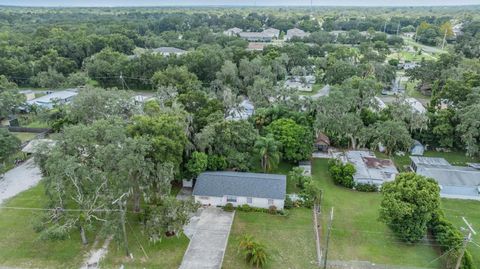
[0,158,42,204]
[179,207,235,269]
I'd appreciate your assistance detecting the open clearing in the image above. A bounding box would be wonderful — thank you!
[313,159,441,267]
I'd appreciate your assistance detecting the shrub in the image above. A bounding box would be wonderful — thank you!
[355,183,378,192]
[328,159,355,189]
[284,195,293,209]
[207,154,227,171]
[288,167,312,190]
[429,211,475,269]
[224,203,234,212]
[238,204,252,212]
[238,234,269,268]
[268,205,277,214]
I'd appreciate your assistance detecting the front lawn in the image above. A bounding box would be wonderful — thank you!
[11,132,38,142]
[441,199,480,268]
[312,159,441,267]
[0,183,88,269]
[223,208,317,269]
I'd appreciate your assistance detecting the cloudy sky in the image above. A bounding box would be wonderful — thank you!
[1,0,478,7]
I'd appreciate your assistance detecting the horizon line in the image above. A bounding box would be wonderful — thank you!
[1,4,479,8]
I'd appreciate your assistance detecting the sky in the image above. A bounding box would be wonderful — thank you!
[1,0,479,7]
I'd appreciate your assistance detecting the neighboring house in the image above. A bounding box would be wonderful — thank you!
[405,97,426,114]
[411,140,425,156]
[226,99,255,121]
[239,32,273,42]
[22,139,56,155]
[151,47,187,56]
[342,151,398,186]
[403,62,419,70]
[262,28,280,39]
[193,171,287,209]
[373,96,387,111]
[224,27,243,36]
[27,90,78,109]
[315,132,330,152]
[411,156,480,200]
[285,28,310,41]
[402,32,416,38]
[452,23,463,37]
[246,42,267,51]
[284,76,316,92]
[19,90,36,101]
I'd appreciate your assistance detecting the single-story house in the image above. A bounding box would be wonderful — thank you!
[226,99,254,121]
[19,90,36,101]
[403,62,419,70]
[246,42,267,51]
[315,132,330,152]
[239,32,273,42]
[342,151,398,186]
[284,75,316,92]
[151,47,187,56]
[285,28,310,41]
[193,171,286,209]
[405,97,426,114]
[411,156,480,200]
[262,28,280,39]
[22,139,56,155]
[27,90,78,109]
[223,27,243,36]
[411,140,425,156]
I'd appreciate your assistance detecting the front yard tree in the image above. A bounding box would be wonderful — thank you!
[380,173,440,243]
[0,128,21,161]
[457,103,480,156]
[254,134,281,173]
[266,118,313,163]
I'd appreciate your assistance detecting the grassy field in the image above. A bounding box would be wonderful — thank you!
[0,183,88,269]
[441,199,480,268]
[101,218,189,269]
[376,151,480,171]
[388,50,437,62]
[11,132,38,142]
[312,159,441,267]
[0,182,189,268]
[223,208,317,269]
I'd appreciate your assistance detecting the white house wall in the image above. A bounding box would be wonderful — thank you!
[194,195,284,209]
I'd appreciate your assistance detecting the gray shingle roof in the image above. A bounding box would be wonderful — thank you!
[193,172,286,200]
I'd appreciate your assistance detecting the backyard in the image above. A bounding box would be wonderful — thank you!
[312,159,442,267]
[223,208,317,269]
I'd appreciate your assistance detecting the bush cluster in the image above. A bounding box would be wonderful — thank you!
[429,211,475,269]
[328,159,356,189]
[355,183,378,192]
[227,203,288,216]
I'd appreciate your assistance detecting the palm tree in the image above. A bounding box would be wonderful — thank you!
[254,134,281,173]
[238,234,269,268]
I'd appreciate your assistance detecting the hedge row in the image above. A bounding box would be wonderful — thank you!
[429,211,476,269]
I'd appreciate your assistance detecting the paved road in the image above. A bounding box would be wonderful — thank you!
[0,158,42,204]
[179,207,234,269]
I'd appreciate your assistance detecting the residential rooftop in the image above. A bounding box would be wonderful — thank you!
[193,171,286,200]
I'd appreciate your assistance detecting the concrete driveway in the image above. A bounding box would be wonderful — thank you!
[0,158,42,204]
[179,207,235,269]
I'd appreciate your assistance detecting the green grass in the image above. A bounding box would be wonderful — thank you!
[223,208,317,269]
[11,132,38,142]
[376,151,480,171]
[312,159,441,267]
[0,183,89,269]
[441,199,480,268]
[101,217,189,269]
[387,50,436,62]
[300,83,325,96]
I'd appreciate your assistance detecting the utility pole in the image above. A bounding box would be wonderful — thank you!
[455,217,476,269]
[323,207,334,269]
[113,193,130,258]
[383,21,387,33]
[396,23,400,35]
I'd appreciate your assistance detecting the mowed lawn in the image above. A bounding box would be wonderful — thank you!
[441,199,480,268]
[312,159,441,267]
[0,182,189,269]
[0,183,88,269]
[223,209,317,269]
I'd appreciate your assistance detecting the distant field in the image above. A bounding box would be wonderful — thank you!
[313,159,441,267]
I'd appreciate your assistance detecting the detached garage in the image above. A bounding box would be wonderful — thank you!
[193,171,286,209]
